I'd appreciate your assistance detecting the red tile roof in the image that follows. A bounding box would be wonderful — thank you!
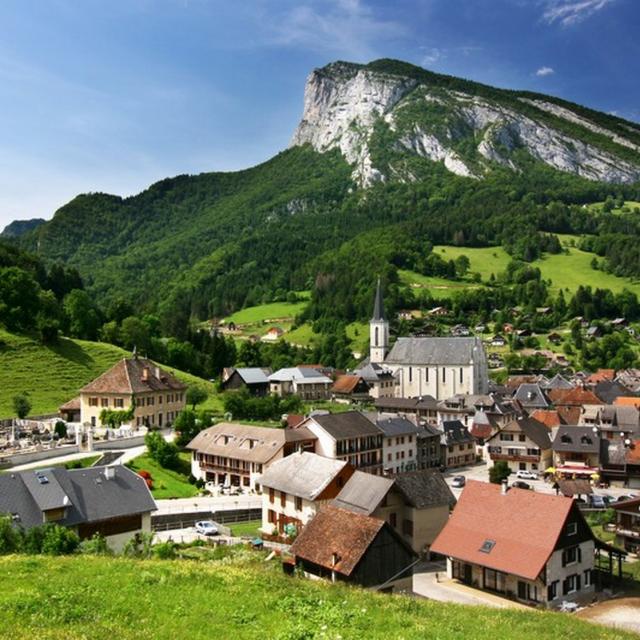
[58,397,80,411]
[80,358,187,394]
[548,387,601,406]
[430,481,576,581]
[626,441,640,465]
[556,406,581,425]
[614,397,640,408]
[290,505,385,576]
[586,369,616,384]
[530,409,563,429]
[469,422,492,440]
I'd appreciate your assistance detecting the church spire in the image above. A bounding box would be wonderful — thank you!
[372,278,385,321]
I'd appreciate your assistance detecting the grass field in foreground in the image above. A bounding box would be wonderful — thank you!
[0,329,221,419]
[0,555,634,640]
[125,451,198,499]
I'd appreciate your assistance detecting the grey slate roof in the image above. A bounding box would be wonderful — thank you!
[543,374,574,390]
[552,426,601,454]
[257,452,347,500]
[372,278,386,321]
[309,411,382,440]
[384,337,483,366]
[269,367,332,384]
[594,380,633,405]
[513,383,549,408]
[440,420,475,446]
[393,471,456,509]
[367,413,421,438]
[235,368,271,385]
[373,396,438,412]
[0,466,156,530]
[331,471,394,515]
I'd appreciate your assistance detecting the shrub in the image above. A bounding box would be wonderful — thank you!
[123,532,154,559]
[145,431,179,470]
[0,515,22,554]
[41,524,80,555]
[489,461,512,484]
[80,533,112,556]
[153,541,177,560]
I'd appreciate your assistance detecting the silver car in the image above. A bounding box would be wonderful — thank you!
[195,520,219,536]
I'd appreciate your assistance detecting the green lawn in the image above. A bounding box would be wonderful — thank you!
[0,555,636,640]
[230,520,262,538]
[434,245,512,280]
[0,329,221,419]
[125,451,198,499]
[398,269,485,299]
[223,295,310,325]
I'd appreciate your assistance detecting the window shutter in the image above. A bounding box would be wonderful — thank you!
[577,546,582,563]
[561,550,566,567]
[562,579,568,595]
[576,575,581,591]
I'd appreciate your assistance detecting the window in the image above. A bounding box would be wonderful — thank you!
[584,569,592,587]
[269,488,274,504]
[459,367,463,383]
[280,491,286,507]
[426,368,429,383]
[547,580,559,601]
[562,546,580,566]
[295,496,302,511]
[268,509,276,524]
[374,327,379,346]
[518,434,526,442]
[114,398,124,408]
[566,522,577,536]
[408,436,412,443]
[402,519,413,536]
[442,368,446,383]
[89,397,98,407]
[409,367,412,383]
[500,433,514,441]
[387,453,392,462]
[101,398,109,407]
[389,512,397,528]
[479,539,496,554]
[158,395,163,404]
[563,574,580,595]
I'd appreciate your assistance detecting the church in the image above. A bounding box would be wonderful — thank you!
[366,280,489,400]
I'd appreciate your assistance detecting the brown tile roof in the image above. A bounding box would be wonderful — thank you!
[285,414,305,428]
[530,409,563,429]
[557,406,581,425]
[290,505,385,576]
[431,481,578,581]
[59,397,80,411]
[331,375,366,395]
[185,423,287,464]
[80,358,187,395]
[586,369,616,384]
[548,387,602,406]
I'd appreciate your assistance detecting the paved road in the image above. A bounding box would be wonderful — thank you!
[154,494,261,514]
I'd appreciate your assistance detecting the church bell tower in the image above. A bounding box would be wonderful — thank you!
[370,278,389,364]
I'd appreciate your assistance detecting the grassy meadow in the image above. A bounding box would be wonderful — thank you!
[0,554,635,640]
[0,329,220,419]
[125,451,198,499]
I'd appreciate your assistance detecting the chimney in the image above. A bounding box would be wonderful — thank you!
[104,467,116,481]
[154,366,161,380]
[501,479,508,495]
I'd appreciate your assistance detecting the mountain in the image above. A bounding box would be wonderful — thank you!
[15,59,640,330]
[1,218,45,239]
[291,60,640,186]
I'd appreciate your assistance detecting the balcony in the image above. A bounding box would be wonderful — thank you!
[616,526,640,539]
[490,453,540,463]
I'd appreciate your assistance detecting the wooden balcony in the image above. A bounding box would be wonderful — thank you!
[489,453,540,463]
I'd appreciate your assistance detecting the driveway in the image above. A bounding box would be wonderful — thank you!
[412,562,527,609]
[577,598,640,634]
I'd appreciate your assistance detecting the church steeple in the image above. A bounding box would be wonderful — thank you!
[372,278,386,321]
[369,278,389,364]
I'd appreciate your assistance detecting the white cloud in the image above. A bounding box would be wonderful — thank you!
[421,48,443,66]
[536,66,555,76]
[419,45,482,68]
[542,0,616,27]
[265,0,406,59]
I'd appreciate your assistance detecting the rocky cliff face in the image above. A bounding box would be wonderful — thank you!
[290,61,640,186]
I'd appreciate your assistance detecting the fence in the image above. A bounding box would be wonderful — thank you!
[151,508,261,532]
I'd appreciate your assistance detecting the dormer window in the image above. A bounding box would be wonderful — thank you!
[566,522,577,536]
[580,436,592,445]
[561,434,572,444]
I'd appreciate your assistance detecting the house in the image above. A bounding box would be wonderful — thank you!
[431,480,599,607]
[58,397,81,423]
[299,411,384,474]
[187,423,317,491]
[428,306,449,317]
[490,335,506,347]
[530,409,563,430]
[552,426,602,478]
[416,423,444,470]
[542,373,574,391]
[586,326,602,339]
[368,280,488,399]
[593,380,632,405]
[269,367,333,400]
[221,367,272,396]
[79,357,186,429]
[287,504,416,591]
[440,420,476,469]
[513,383,550,411]
[258,452,354,538]
[600,438,640,488]
[450,324,470,337]
[474,324,487,334]
[0,466,156,551]
[373,396,438,421]
[351,362,396,399]
[261,326,285,342]
[486,416,552,474]
[586,368,616,385]
[611,496,640,554]
[330,375,371,404]
[332,469,455,555]
[369,413,422,475]
[615,369,640,393]
[585,405,640,442]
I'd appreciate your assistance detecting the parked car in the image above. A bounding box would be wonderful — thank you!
[589,495,608,509]
[451,476,466,488]
[195,521,219,536]
[615,494,638,503]
[512,480,532,490]
[516,470,538,480]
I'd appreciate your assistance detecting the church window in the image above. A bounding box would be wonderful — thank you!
[460,367,463,383]
[375,327,379,346]
[409,367,413,383]
[442,368,446,383]
[426,367,429,382]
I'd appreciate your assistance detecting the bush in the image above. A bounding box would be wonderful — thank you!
[123,532,154,559]
[489,461,512,484]
[80,533,112,556]
[54,420,68,439]
[41,524,80,555]
[153,541,177,560]
[0,515,22,554]
[145,431,180,470]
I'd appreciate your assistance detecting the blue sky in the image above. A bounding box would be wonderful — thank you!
[0,0,638,228]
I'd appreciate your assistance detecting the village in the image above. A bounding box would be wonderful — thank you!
[1,281,640,633]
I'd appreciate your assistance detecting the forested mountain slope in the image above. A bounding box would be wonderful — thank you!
[15,59,640,330]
